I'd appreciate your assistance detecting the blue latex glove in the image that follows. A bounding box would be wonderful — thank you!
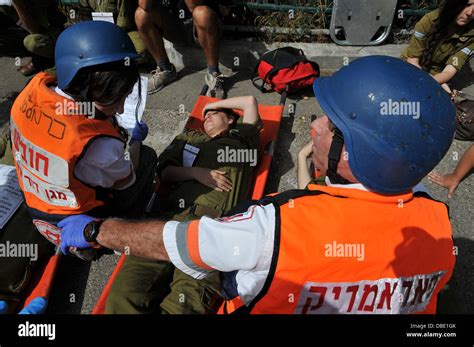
[19,297,48,314]
[58,215,95,255]
[0,300,7,314]
[130,121,148,144]
[0,297,47,314]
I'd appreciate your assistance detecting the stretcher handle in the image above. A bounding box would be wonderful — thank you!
[279,91,287,106]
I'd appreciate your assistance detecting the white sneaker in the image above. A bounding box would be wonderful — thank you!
[205,72,226,98]
[147,64,178,95]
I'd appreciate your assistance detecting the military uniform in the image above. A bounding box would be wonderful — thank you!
[0,0,63,59]
[0,130,53,313]
[401,9,474,74]
[73,0,146,54]
[105,120,262,314]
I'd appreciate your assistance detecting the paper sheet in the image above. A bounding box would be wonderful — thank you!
[0,165,24,229]
[92,12,115,24]
[116,76,148,136]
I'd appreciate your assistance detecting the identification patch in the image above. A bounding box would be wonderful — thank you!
[183,144,200,168]
[33,219,62,246]
[91,12,115,24]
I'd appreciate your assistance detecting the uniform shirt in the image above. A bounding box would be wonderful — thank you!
[79,0,136,29]
[163,179,430,305]
[157,120,262,220]
[53,87,135,190]
[401,9,474,74]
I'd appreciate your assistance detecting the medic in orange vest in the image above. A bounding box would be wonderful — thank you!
[11,21,155,230]
[59,56,457,314]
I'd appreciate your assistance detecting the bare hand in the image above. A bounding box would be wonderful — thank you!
[427,171,460,199]
[298,141,313,159]
[192,167,232,192]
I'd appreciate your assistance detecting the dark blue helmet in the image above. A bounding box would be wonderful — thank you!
[313,56,456,194]
[55,21,139,89]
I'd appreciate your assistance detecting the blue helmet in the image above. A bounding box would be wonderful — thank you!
[55,21,139,89]
[313,55,456,194]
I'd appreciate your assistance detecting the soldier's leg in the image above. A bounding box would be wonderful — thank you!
[160,269,223,314]
[135,3,171,65]
[0,125,54,312]
[190,4,220,71]
[105,255,175,314]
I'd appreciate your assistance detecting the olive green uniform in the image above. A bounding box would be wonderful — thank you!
[0,130,53,313]
[401,9,474,74]
[0,0,63,58]
[74,0,145,54]
[106,120,262,314]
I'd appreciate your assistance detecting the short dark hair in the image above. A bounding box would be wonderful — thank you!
[221,108,239,124]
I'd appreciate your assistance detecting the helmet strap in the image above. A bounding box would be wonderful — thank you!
[327,128,352,185]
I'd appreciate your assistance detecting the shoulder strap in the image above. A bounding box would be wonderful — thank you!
[413,191,450,218]
[269,188,340,207]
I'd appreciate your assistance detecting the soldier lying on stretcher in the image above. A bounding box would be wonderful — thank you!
[105,95,263,314]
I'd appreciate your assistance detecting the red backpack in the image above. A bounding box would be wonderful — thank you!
[252,47,320,94]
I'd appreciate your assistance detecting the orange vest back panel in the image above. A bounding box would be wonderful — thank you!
[248,185,455,314]
[10,72,123,215]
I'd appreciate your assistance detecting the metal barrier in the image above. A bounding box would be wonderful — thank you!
[234,0,440,16]
[58,0,441,17]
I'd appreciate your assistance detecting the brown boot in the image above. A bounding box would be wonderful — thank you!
[17,61,37,77]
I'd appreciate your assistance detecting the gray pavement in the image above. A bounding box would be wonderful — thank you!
[0,41,472,314]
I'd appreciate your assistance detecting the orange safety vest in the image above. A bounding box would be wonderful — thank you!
[223,184,455,314]
[10,72,124,215]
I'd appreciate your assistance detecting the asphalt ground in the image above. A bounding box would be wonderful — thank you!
[0,41,472,314]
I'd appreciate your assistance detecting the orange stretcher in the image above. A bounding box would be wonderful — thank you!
[91,94,286,314]
[18,249,61,312]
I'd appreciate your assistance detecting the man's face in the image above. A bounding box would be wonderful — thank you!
[457,0,474,26]
[203,110,233,137]
[310,115,334,176]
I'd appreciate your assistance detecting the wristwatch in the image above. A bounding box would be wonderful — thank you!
[83,219,104,243]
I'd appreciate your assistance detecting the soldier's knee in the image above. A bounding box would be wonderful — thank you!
[192,5,217,29]
[105,283,140,314]
[23,34,54,58]
[135,5,160,30]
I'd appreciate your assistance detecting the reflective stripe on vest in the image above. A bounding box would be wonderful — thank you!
[10,72,124,215]
[230,185,455,314]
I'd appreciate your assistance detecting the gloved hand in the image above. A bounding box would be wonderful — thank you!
[58,215,95,255]
[0,297,47,314]
[130,121,148,144]
[0,300,8,314]
[18,297,48,314]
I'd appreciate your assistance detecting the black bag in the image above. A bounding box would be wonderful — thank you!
[455,100,474,141]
